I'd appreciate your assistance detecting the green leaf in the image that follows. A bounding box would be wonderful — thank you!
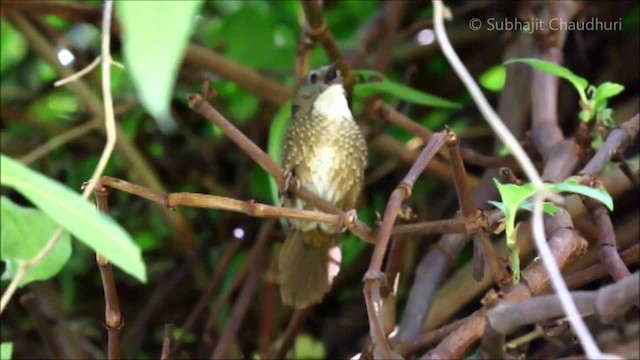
[594,82,625,103]
[268,102,292,208]
[551,178,614,211]
[505,58,589,103]
[479,65,506,92]
[116,0,204,132]
[1,342,12,360]
[1,197,72,286]
[593,82,624,113]
[0,155,146,282]
[354,70,461,109]
[355,82,461,109]
[294,333,325,360]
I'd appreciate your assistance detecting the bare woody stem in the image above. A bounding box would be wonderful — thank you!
[94,187,123,360]
[98,176,356,230]
[364,131,449,358]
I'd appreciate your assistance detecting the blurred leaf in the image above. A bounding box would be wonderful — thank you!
[294,333,325,360]
[29,89,79,123]
[1,342,13,360]
[552,178,614,211]
[221,2,294,71]
[249,167,272,203]
[354,70,461,109]
[519,201,562,215]
[0,21,28,75]
[227,91,260,124]
[505,58,589,103]
[0,155,147,282]
[117,0,204,132]
[268,102,292,207]
[1,197,71,286]
[479,65,506,92]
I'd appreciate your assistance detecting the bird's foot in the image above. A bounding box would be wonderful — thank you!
[279,169,300,206]
[340,209,358,233]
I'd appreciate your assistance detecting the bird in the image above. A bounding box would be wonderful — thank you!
[278,62,367,309]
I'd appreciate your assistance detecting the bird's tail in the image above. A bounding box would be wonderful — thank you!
[278,229,342,309]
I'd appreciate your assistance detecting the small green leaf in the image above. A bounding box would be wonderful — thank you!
[1,342,13,360]
[594,82,625,103]
[552,179,614,211]
[505,58,589,103]
[117,1,204,132]
[479,65,506,92]
[1,197,72,286]
[0,22,28,75]
[0,155,146,282]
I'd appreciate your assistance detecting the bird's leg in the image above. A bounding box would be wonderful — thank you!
[279,168,301,206]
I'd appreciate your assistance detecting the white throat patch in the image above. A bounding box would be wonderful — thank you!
[312,84,353,120]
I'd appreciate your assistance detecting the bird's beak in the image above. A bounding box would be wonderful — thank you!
[325,61,342,84]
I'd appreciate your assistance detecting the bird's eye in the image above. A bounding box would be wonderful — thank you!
[309,72,318,84]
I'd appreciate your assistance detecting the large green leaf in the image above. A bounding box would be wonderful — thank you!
[1,197,72,286]
[504,58,589,103]
[116,0,203,132]
[353,70,461,109]
[0,155,146,282]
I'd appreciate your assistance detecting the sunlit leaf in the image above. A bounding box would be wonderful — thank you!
[1,342,13,360]
[117,0,204,132]
[552,178,614,211]
[1,197,71,286]
[0,155,146,282]
[505,58,589,103]
[294,333,325,360]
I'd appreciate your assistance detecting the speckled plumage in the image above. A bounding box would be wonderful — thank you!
[278,64,367,308]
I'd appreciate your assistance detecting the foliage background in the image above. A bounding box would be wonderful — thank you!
[1,1,638,359]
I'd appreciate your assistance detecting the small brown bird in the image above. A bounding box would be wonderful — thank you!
[279,63,367,309]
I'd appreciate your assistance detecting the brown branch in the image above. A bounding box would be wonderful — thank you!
[584,198,632,282]
[98,175,354,231]
[581,113,639,177]
[565,244,640,289]
[393,316,470,357]
[364,131,449,358]
[94,187,123,360]
[160,324,174,360]
[300,0,355,102]
[423,211,589,359]
[480,272,640,359]
[187,92,375,243]
[211,221,273,359]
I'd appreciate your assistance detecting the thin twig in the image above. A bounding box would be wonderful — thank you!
[20,121,99,165]
[98,176,356,229]
[54,55,101,87]
[160,324,174,360]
